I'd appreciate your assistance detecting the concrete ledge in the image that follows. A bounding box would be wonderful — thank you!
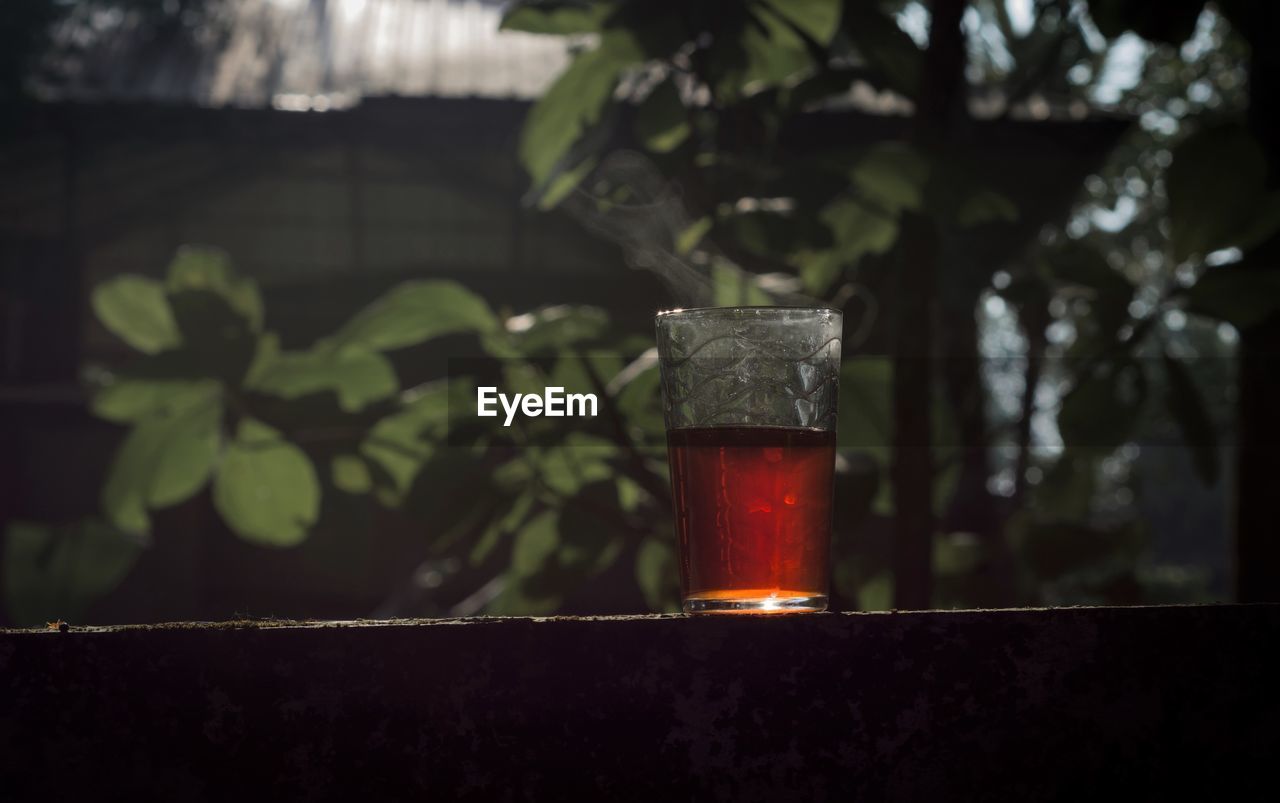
[2,606,1278,800]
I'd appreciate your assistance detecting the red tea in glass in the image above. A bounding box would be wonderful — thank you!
[667,426,835,610]
[656,307,842,614]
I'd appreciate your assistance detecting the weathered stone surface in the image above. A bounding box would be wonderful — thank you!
[1,606,1277,800]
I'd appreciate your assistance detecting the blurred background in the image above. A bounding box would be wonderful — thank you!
[2,0,1278,625]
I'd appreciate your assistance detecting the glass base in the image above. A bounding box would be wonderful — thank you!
[683,591,827,615]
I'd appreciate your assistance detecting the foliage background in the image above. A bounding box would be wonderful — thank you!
[3,0,1278,624]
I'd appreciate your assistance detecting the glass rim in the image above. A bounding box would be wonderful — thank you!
[655,305,842,319]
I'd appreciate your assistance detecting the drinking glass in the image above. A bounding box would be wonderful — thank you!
[655,307,842,614]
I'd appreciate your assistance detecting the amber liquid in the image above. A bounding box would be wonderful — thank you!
[667,426,835,610]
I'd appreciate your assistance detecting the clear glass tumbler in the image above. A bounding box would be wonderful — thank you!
[655,307,842,614]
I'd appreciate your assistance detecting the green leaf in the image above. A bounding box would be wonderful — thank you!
[244,331,281,387]
[1184,263,1280,328]
[934,532,986,577]
[250,347,398,412]
[3,520,144,626]
[1010,516,1145,580]
[1047,241,1134,335]
[512,509,560,576]
[1033,450,1099,520]
[471,490,537,566]
[168,290,259,385]
[504,305,611,355]
[400,440,507,545]
[486,575,563,616]
[558,481,625,574]
[1166,123,1279,262]
[796,250,844,296]
[500,0,612,34]
[549,351,621,401]
[1049,242,1128,292]
[803,198,897,292]
[1231,193,1280,253]
[533,433,618,496]
[676,217,713,255]
[142,404,221,511]
[794,144,927,293]
[712,261,772,306]
[101,392,223,534]
[469,519,508,571]
[856,572,893,611]
[635,535,680,612]
[91,379,221,423]
[102,469,147,537]
[957,189,1019,227]
[841,3,923,98]
[1087,0,1207,45]
[166,246,263,331]
[764,0,840,45]
[90,275,181,354]
[331,454,373,494]
[719,209,817,260]
[502,359,550,400]
[783,68,861,111]
[331,280,498,353]
[494,457,537,492]
[537,155,599,210]
[1162,353,1218,486]
[635,78,689,154]
[717,5,813,98]
[836,357,960,517]
[359,383,455,504]
[831,456,881,536]
[519,30,643,188]
[838,358,893,514]
[111,348,227,383]
[613,360,664,440]
[213,419,320,547]
[852,142,930,215]
[616,475,644,512]
[1058,359,1148,448]
[839,357,893,451]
